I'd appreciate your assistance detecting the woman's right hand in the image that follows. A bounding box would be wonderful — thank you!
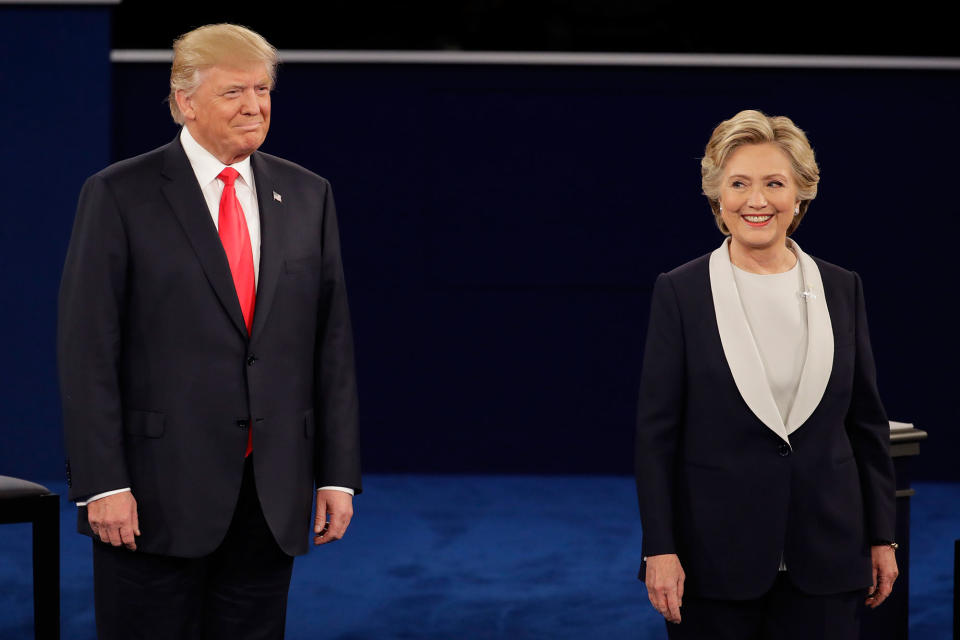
[645,553,685,623]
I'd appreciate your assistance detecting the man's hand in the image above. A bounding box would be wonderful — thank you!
[313,490,353,545]
[865,545,899,608]
[88,492,140,551]
[645,553,685,624]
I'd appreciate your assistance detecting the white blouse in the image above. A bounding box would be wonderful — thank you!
[732,262,808,423]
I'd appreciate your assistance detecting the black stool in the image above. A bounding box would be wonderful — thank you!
[955,538,959,640]
[0,476,60,640]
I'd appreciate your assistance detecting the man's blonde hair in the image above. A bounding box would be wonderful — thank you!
[701,110,820,235]
[168,23,279,124]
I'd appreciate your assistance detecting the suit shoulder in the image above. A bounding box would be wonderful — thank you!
[91,143,168,184]
[254,151,331,188]
[662,252,711,283]
[810,255,858,288]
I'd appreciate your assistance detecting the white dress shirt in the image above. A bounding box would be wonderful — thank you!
[180,127,262,285]
[80,128,351,504]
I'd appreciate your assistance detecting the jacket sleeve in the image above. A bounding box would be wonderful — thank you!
[845,272,896,542]
[58,174,131,501]
[635,272,686,560]
[314,180,362,493]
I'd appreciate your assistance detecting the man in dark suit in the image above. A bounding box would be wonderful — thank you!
[58,24,360,639]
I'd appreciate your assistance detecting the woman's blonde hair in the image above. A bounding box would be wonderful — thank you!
[168,23,279,124]
[701,110,819,235]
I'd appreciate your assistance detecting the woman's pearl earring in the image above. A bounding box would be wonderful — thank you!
[794,206,800,216]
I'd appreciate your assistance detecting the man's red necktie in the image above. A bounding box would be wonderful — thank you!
[217,167,255,457]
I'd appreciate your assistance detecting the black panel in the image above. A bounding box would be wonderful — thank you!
[112,1,960,57]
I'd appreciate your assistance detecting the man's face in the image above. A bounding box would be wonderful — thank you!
[177,62,272,165]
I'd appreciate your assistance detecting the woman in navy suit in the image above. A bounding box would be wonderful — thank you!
[634,110,899,639]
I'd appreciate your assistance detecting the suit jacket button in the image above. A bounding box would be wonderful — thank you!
[778,443,791,457]
[247,355,257,366]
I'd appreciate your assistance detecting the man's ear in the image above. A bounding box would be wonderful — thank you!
[175,89,196,121]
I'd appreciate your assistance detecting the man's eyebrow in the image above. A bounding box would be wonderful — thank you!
[220,80,271,90]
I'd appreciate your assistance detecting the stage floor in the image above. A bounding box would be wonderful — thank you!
[1,476,956,639]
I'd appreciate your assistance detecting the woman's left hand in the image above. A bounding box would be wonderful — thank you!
[865,545,899,608]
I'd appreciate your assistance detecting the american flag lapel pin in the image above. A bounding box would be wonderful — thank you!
[273,191,282,203]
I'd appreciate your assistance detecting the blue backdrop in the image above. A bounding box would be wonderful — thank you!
[107,63,960,480]
[2,13,956,482]
[0,5,112,485]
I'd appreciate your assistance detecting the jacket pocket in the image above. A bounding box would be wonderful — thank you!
[284,254,322,274]
[123,410,165,438]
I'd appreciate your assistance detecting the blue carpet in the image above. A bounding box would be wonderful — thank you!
[0,477,956,639]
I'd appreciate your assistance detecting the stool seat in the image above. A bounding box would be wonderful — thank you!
[0,475,52,499]
[0,475,59,639]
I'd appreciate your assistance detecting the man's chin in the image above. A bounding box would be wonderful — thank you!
[235,123,265,134]
[245,130,268,148]
[228,136,266,162]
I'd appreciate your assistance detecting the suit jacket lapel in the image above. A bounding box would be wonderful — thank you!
[160,138,249,338]
[709,240,790,444]
[784,240,834,435]
[249,152,285,343]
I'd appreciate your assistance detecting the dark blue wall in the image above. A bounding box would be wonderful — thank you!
[109,63,960,480]
[3,33,957,482]
[0,6,112,483]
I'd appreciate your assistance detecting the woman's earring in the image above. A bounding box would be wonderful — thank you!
[794,206,800,216]
[718,203,723,212]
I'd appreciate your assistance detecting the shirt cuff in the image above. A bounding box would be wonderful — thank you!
[76,487,131,507]
[317,486,355,496]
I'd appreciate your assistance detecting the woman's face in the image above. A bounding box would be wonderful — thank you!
[718,143,800,253]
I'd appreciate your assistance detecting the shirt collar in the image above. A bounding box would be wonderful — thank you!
[179,127,254,190]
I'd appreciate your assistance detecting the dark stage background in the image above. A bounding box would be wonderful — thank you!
[1,3,957,483]
[111,1,960,57]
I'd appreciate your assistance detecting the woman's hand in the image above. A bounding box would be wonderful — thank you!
[645,553,685,623]
[865,545,899,608]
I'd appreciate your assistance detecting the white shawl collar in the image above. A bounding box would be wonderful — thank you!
[708,238,834,445]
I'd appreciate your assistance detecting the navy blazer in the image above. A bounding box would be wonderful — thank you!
[634,240,895,599]
[58,137,361,558]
